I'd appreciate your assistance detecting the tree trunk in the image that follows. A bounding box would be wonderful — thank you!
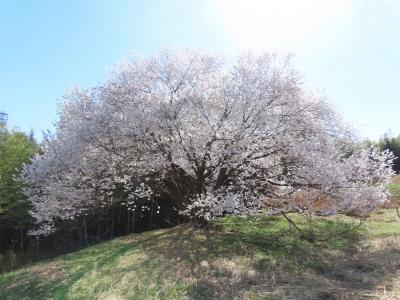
[111,208,114,239]
[97,222,101,241]
[83,216,88,246]
[132,211,135,233]
[20,229,24,253]
[149,199,154,229]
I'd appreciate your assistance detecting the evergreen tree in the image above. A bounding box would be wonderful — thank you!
[0,130,40,252]
[378,134,400,174]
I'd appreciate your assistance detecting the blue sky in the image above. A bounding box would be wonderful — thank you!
[0,0,399,141]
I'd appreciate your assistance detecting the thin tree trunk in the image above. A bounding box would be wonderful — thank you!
[149,199,154,229]
[83,216,88,246]
[111,208,114,239]
[132,211,135,233]
[20,229,24,253]
[98,222,101,241]
[35,238,39,255]
[281,212,302,235]
[78,222,82,245]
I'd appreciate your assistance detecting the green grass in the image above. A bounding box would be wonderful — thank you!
[1,210,400,299]
[389,180,400,196]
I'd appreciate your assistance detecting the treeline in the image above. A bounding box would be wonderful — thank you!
[0,130,181,273]
[0,130,39,271]
[3,52,397,275]
[376,134,400,174]
[1,125,399,273]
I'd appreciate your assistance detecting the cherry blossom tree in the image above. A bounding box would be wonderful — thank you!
[23,50,394,235]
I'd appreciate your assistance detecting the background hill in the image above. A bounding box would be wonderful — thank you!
[1,210,400,299]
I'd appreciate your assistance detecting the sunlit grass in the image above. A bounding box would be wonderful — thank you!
[1,210,400,299]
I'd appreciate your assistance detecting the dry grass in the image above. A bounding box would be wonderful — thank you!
[1,210,400,299]
[388,175,400,208]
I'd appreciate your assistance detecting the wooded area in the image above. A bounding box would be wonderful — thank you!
[0,51,398,275]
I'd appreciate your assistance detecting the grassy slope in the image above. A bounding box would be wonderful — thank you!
[1,210,400,299]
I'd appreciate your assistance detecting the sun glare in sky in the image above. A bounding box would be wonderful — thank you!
[214,0,351,52]
[1,0,399,140]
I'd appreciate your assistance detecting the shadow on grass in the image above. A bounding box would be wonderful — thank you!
[139,215,400,299]
[1,214,400,299]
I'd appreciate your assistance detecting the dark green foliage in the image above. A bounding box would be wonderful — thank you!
[0,130,39,253]
[377,133,400,173]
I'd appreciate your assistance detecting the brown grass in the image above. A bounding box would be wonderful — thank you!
[2,211,400,299]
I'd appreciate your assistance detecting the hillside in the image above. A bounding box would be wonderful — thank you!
[1,210,400,299]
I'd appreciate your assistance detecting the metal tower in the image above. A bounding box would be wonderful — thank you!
[0,111,8,131]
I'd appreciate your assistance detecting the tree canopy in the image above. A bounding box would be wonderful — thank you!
[22,50,394,236]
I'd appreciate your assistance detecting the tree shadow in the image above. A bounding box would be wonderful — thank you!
[137,216,400,299]
[1,216,400,299]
